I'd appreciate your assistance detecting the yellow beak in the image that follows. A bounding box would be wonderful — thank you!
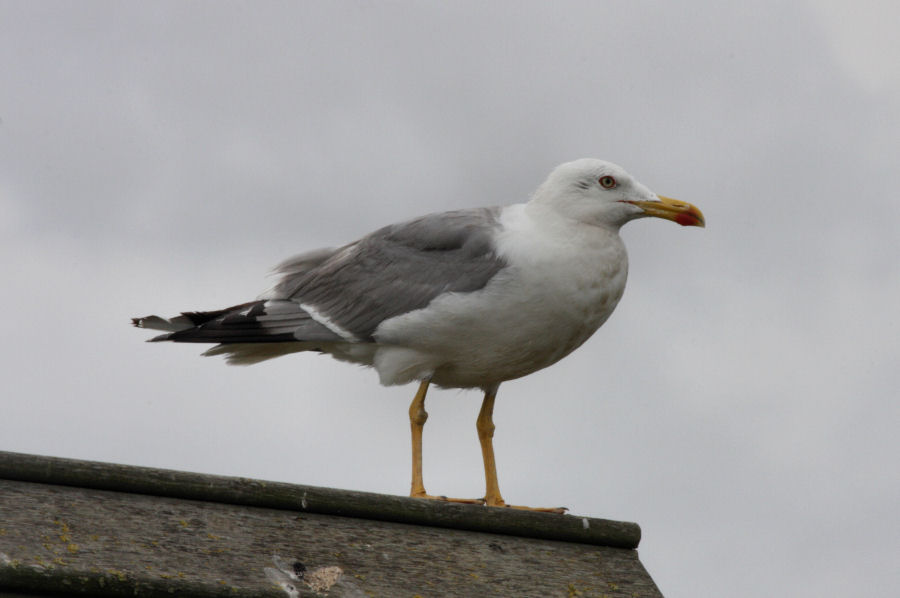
[627,195,705,227]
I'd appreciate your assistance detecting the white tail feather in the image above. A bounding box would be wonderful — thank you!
[132,315,195,332]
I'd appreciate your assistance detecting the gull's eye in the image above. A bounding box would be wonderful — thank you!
[599,175,617,189]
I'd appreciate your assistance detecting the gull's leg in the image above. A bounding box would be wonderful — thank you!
[476,384,506,507]
[409,379,431,498]
[408,378,483,504]
[477,385,568,514]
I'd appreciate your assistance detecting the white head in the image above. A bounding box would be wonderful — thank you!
[530,159,704,230]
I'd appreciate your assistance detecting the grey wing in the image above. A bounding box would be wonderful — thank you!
[133,207,507,353]
[272,207,508,341]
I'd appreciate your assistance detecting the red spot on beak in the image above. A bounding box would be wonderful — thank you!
[675,212,699,227]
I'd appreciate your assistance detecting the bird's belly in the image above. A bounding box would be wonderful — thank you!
[374,256,627,388]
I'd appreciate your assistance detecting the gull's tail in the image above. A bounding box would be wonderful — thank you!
[132,300,344,364]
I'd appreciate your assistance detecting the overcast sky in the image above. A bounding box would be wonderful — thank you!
[2,2,898,596]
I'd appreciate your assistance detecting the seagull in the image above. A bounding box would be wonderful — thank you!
[133,159,704,512]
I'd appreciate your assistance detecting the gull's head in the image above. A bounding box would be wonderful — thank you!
[531,159,705,230]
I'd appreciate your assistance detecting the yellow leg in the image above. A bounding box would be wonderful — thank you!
[476,386,507,507]
[408,379,431,498]
[477,385,568,514]
[408,379,484,505]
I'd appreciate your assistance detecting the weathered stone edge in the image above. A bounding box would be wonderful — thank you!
[0,562,298,598]
[0,451,640,549]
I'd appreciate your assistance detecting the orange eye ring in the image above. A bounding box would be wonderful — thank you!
[599,175,617,189]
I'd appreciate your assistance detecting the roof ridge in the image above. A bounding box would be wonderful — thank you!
[0,450,640,549]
